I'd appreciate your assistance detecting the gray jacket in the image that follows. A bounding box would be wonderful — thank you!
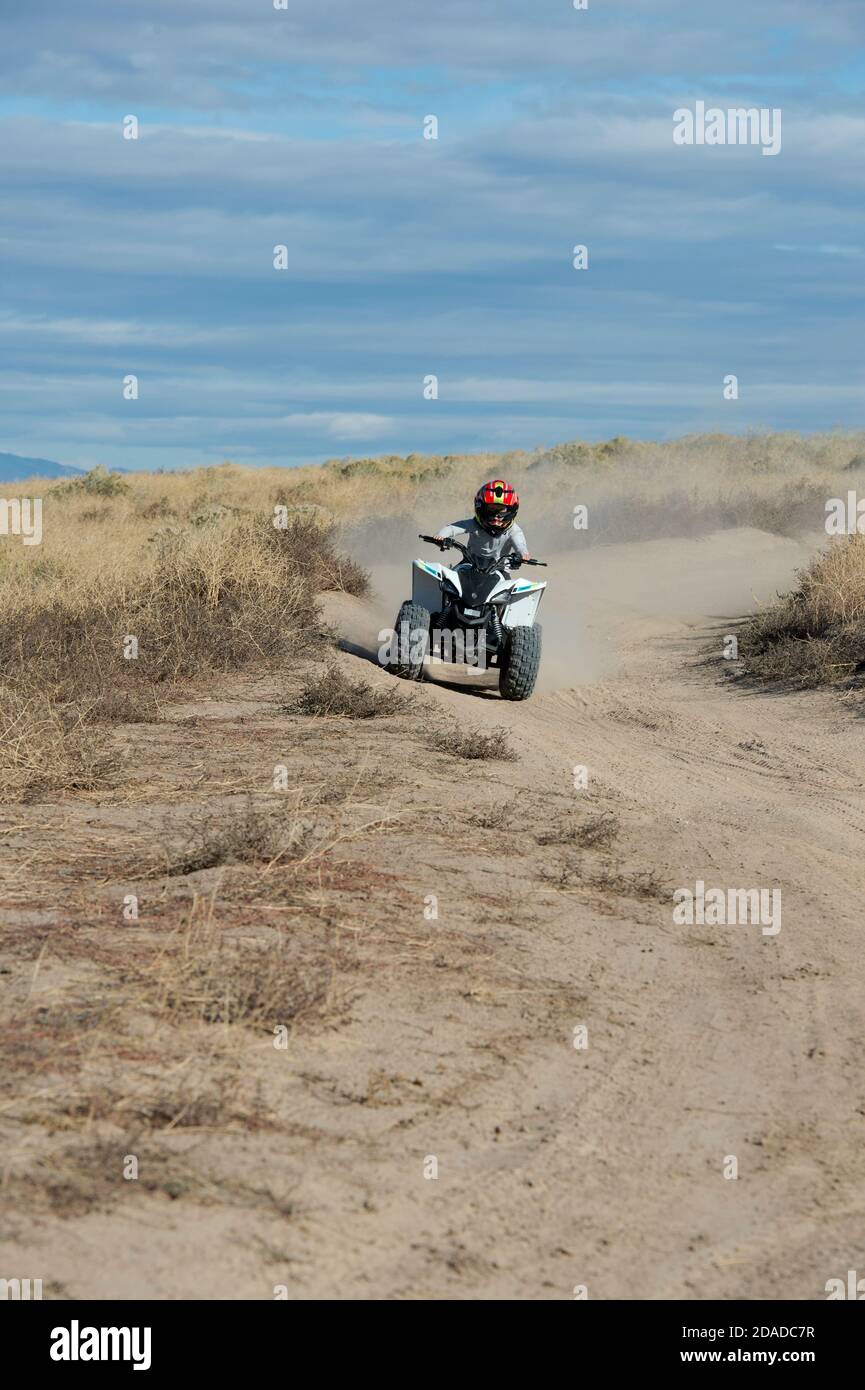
[434,518,528,562]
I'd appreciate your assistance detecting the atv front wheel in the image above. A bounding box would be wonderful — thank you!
[387,601,430,680]
[499,624,541,700]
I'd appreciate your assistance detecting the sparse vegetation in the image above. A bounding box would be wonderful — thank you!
[0,509,368,798]
[0,515,365,705]
[737,535,865,687]
[143,905,337,1028]
[162,804,312,877]
[468,803,513,829]
[0,688,121,800]
[589,866,667,901]
[1,434,860,1282]
[537,810,620,848]
[285,664,411,719]
[428,721,518,761]
[5,431,859,576]
[51,464,130,498]
[0,881,352,1220]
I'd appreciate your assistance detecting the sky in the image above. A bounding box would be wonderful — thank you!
[1,0,864,471]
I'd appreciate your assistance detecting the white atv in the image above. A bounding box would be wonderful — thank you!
[386,533,548,700]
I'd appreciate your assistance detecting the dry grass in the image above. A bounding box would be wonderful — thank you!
[161,804,313,877]
[2,1137,196,1217]
[428,721,518,761]
[3,1129,297,1218]
[0,515,361,702]
[0,688,121,800]
[537,810,620,848]
[4,432,858,586]
[0,509,368,799]
[468,803,513,829]
[140,896,341,1029]
[0,431,855,739]
[4,433,859,1246]
[0,886,352,1219]
[285,664,411,719]
[737,535,865,687]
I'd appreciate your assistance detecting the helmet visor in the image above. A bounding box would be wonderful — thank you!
[477,501,515,529]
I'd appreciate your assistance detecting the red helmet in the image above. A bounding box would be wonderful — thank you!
[474,479,519,535]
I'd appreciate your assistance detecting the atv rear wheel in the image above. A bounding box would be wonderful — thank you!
[499,623,541,700]
[387,601,430,680]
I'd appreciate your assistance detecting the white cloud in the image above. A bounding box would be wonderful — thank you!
[0,311,243,347]
[277,412,394,439]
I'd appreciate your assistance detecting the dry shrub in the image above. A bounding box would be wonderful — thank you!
[589,866,667,901]
[520,432,865,547]
[4,1125,300,1217]
[83,686,162,723]
[0,515,369,796]
[538,810,620,848]
[265,430,865,552]
[0,688,120,800]
[138,496,176,520]
[143,898,339,1029]
[468,803,512,829]
[737,535,865,686]
[267,513,368,597]
[286,664,410,718]
[428,721,518,761]
[162,804,312,877]
[576,811,620,847]
[0,515,367,705]
[10,432,864,566]
[3,1137,196,1216]
[50,465,130,499]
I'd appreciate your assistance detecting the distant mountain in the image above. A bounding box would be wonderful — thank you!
[0,452,86,483]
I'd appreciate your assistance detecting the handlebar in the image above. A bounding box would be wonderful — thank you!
[418,534,547,568]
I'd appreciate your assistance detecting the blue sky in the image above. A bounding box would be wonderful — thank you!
[2,0,864,471]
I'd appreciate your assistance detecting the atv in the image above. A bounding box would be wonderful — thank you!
[385,533,548,700]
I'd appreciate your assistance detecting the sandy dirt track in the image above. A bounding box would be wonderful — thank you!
[3,527,864,1299]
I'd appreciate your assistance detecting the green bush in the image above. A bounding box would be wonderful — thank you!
[51,466,130,498]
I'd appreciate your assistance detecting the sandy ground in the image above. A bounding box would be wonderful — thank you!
[2,526,864,1299]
